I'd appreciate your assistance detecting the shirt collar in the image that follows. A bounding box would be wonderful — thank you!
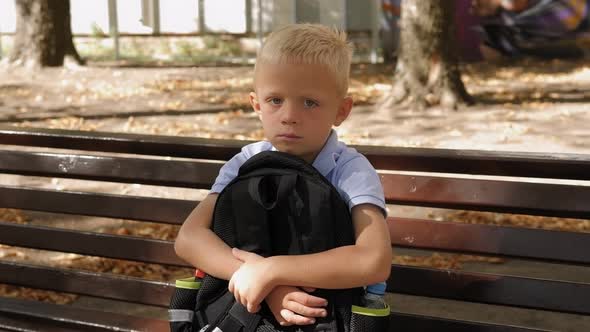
[312,130,341,177]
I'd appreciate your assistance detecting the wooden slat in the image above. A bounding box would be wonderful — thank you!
[362,145,590,180]
[2,125,590,180]
[0,314,83,332]
[383,174,590,219]
[0,150,221,189]
[0,125,244,161]
[0,186,194,224]
[2,258,588,316]
[388,264,590,315]
[2,189,589,265]
[0,262,173,307]
[4,218,588,297]
[0,298,547,332]
[2,151,590,218]
[388,217,590,264]
[388,311,551,332]
[0,222,188,267]
[0,297,168,331]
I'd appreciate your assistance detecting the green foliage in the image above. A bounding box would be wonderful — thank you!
[74,35,252,65]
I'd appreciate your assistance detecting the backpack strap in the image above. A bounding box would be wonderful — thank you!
[248,173,298,210]
[227,302,262,332]
[202,299,261,332]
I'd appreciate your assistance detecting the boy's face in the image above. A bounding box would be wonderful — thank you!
[250,62,352,163]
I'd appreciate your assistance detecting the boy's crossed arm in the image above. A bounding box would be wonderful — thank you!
[174,193,327,325]
[174,194,391,324]
[229,203,392,312]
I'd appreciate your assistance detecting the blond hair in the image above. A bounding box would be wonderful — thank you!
[255,23,353,96]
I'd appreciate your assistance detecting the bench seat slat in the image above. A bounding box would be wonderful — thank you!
[389,217,590,264]
[388,264,590,315]
[2,125,590,180]
[0,222,188,267]
[0,150,220,189]
[0,297,168,331]
[388,311,551,332]
[0,315,83,332]
[0,261,172,307]
[0,298,546,332]
[383,174,590,218]
[0,186,193,224]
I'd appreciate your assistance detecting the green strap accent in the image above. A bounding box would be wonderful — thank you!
[351,304,390,317]
[175,277,201,290]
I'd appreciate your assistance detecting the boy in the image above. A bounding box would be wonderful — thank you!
[174,23,391,328]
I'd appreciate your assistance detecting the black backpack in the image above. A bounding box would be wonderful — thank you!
[170,151,387,332]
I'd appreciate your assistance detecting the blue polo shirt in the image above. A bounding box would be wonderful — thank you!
[211,130,386,216]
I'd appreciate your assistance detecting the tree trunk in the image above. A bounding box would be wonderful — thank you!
[8,0,84,68]
[380,0,472,111]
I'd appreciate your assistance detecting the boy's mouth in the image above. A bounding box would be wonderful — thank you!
[277,133,302,140]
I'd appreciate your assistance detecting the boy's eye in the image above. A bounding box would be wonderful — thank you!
[269,98,282,105]
[303,99,318,108]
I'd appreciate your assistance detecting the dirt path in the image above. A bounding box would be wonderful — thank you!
[1,59,590,154]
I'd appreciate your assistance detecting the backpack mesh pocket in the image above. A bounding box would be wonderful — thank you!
[169,277,201,332]
[350,304,390,332]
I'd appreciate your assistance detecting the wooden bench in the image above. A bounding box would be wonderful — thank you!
[0,125,589,331]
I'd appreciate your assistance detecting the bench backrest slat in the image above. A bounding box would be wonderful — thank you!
[0,186,193,224]
[3,257,587,316]
[2,125,590,180]
[3,214,589,269]
[0,150,220,189]
[383,174,590,219]
[3,150,590,218]
[389,218,590,264]
[0,125,244,160]
[2,185,590,264]
[388,265,590,315]
[0,222,186,266]
[0,297,170,332]
[0,261,172,307]
[364,147,590,181]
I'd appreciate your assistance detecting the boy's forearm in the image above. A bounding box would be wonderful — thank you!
[175,227,242,280]
[174,194,241,280]
[269,204,392,290]
[269,244,391,290]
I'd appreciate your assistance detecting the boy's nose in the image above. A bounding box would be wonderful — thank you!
[280,104,298,124]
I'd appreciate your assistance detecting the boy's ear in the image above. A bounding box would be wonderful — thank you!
[334,96,353,127]
[249,92,261,114]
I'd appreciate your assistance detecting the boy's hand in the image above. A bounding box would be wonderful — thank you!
[229,248,276,313]
[266,286,328,326]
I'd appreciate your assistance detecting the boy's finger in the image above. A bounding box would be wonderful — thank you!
[301,287,316,293]
[290,292,328,307]
[280,309,316,325]
[286,300,327,318]
[247,303,261,313]
[231,247,247,261]
[228,278,234,293]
